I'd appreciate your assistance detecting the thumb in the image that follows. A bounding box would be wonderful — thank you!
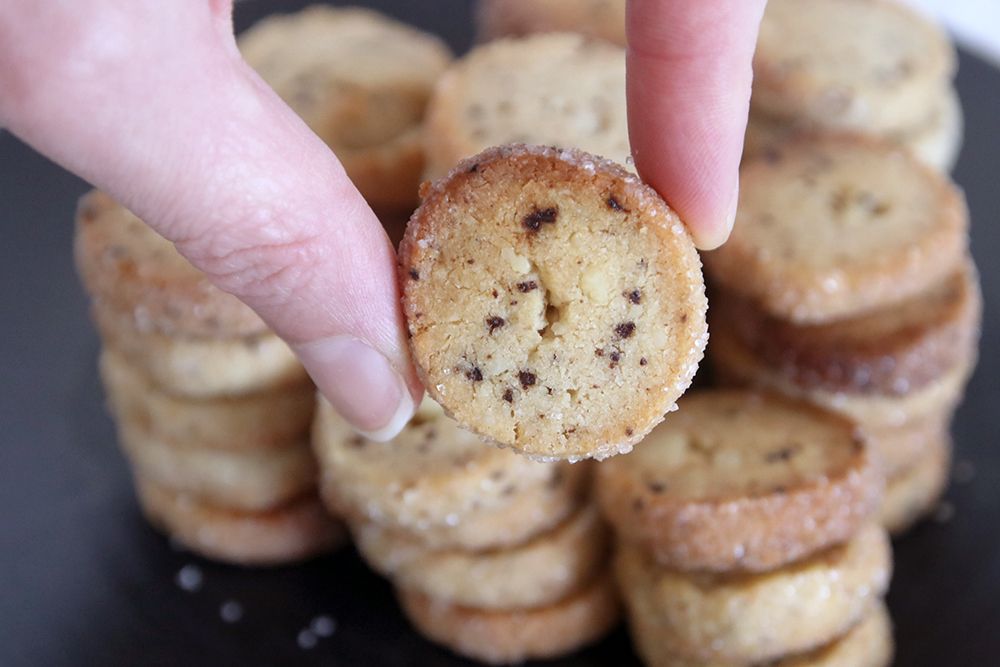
[0,0,421,439]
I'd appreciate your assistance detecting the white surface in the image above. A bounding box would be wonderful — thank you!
[900,0,1000,65]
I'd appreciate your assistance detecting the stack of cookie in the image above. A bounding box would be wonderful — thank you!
[75,191,344,566]
[313,397,619,664]
[598,391,892,666]
[422,32,630,180]
[239,5,452,242]
[748,0,962,172]
[707,135,980,534]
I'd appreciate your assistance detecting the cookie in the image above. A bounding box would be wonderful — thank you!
[400,144,708,460]
[423,33,629,180]
[880,432,951,535]
[119,420,317,512]
[901,86,963,172]
[353,505,608,610]
[100,349,314,451]
[754,0,955,134]
[397,572,620,665]
[135,476,344,567]
[75,191,266,338]
[615,522,891,663]
[94,302,308,398]
[710,321,974,430]
[706,134,968,323]
[239,6,452,212]
[476,0,626,46]
[631,599,892,667]
[314,395,576,530]
[710,260,981,396]
[597,391,881,573]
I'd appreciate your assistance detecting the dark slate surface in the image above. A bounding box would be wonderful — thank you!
[1,2,998,665]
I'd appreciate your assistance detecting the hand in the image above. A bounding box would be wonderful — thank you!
[0,0,763,440]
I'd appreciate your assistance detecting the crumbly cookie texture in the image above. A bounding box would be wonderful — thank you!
[239,6,451,211]
[397,572,620,665]
[100,349,315,451]
[74,191,265,337]
[710,260,981,396]
[313,396,577,532]
[616,522,892,664]
[754,0,955,134]
[423,33,629,179]
[400,144,708,460]
[631,599,893,667]
[136,476,344,567]
[880,432,951,535]
[706,134,968,323]
[352,505,608,610]
[476,0,626,46]
[597,390,881,573]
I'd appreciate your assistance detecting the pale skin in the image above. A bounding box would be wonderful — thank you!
[0,0,767,441]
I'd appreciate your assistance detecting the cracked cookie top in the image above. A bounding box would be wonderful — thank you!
[398,144,707,460]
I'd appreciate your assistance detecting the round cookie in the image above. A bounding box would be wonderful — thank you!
[615,522,892,664]
[710,321,974,431]
[596,390,881,573]
[353,505,608,610]
[423,33,629,179]
[314,396,578,532]
[754,0,955,134]
[881,433,951,535]
[75,191,265,337]
[119,420,317,512]
[706,134,969,323]
[135,476,344,567]
[397,572,620,665]
[400,144,708,460]
[476,0,626,46]
[94,302,308,398]
[238,6,452,212]
[710,260,981,396]
[100,350,314,451]
[631,600,892,667]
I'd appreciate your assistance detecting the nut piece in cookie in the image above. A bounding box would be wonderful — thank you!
[597,390,882,572]
[400,144,708,460]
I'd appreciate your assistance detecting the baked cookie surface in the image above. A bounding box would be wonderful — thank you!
[476,0,626,46]
[400,144,707,460]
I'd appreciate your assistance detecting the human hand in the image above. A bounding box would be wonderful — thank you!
[0,0,763,441]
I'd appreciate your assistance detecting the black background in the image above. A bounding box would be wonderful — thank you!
[1,1,998,665]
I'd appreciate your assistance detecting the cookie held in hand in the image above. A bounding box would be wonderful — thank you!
[399,144,708,460]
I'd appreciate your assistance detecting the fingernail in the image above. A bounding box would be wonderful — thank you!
[296,336,414,442]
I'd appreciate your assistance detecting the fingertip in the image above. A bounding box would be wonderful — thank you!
[688,178,739,251]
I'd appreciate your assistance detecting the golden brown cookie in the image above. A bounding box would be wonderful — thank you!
[596,390,881,573]
[754,0,955,134]
[710,260,981,396]
[352,505,608,610]
[476,0,626,46]
[397,572,620,665]
[119,419,316,512]
[75,191,265,337]
[881,432,951,535]
[706,134,968,323]
[423,33,629,180]
[313,396,575,531]
[239,6,452,212]
[710,321,974,431]
[100,349,314,451]
[400,144,708,460]
[94,302,308,398]
[631,599,892,667]
[135,476,344,567]
[615,522,892,664]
